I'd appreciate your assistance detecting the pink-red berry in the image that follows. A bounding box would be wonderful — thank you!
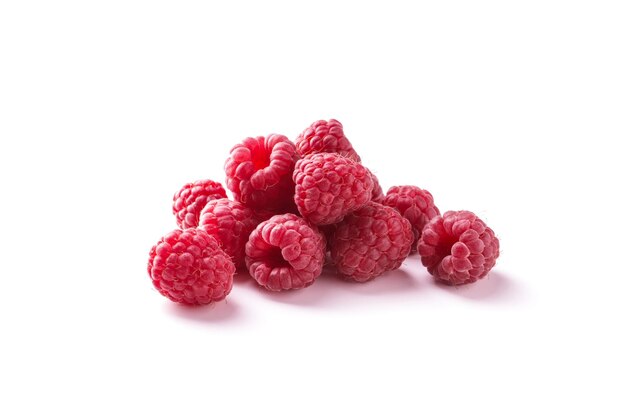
[293,153,374,225]
[198,199,259,269]
[224,134,298,213]
[295,119,361,162]
[245,214,326,291]
[382,185,440,251]
[173,179,227,229]
[417,210,500,285]
[369,171,385,203]
[330,202,413,282]
[147,228,235,305]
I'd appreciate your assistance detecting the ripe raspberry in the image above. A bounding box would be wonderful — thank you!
[293,153,374,225]
[172,179,227,229]
[382,185,440,251]
[147,228,235,305]
[245,214,326,291]
[224,134,298,213]
[198,199,259,269]
[295,119,361,162]
[417,210,500,285]
[330,202,413,282]
[369,171,385,203]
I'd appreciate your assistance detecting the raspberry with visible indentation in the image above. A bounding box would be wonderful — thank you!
[224,134,298,214]
[417,210,500,285]
[330,202,413,282]
[245,214,326,291]
[173,179,227,229]
[198,199,259,269]
[295,119,361,162]
[147,228,235,305]
[293,153,374,225]
[382,185,440,251]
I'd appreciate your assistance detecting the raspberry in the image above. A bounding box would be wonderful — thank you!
[382,185,440,251]
[172,179,227,229]
[330,202,413,282]
[295,119,361,162]
[198,199,259,269]
[417,210,500,285]
[369,171,385,203]
[245,214,326,291]
[293,153,374,225]
[147,228,235,305]
[224,134,298,213]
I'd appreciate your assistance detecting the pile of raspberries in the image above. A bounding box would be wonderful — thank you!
[148,119,500,305]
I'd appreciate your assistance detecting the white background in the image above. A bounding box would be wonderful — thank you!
[1,1,625,415]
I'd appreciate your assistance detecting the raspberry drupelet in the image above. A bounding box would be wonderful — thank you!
[245,214,326,291]
[417,210,500,285]
[147,228,235,305]
[224,134,298,214]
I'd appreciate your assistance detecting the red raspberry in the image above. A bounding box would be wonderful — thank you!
[293,153,374,225]
[245,214,326,291]
[330,202,413,282]
[147,228,235,305]
[382,185,440,251]
[198,199,259,269]
[295,119,361,162]
[172,179,227,229]
[417,210,500,285]
[369,171,385,203]
[224,134,298,213]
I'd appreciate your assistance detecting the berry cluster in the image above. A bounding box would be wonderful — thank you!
[147,119,500,305]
